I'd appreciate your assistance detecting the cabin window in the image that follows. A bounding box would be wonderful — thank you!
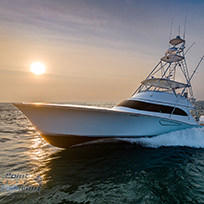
[117,100,188,116]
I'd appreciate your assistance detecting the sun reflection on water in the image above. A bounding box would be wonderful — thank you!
[26,133,60,185]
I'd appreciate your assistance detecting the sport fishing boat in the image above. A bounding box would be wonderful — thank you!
[14,35,203,148]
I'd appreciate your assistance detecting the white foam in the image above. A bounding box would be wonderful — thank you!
[199,115,204,125]
[118,127,204,148]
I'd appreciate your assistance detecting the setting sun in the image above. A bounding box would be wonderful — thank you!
[30,62,46,75]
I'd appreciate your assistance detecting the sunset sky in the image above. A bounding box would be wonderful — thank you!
[0,0,204,103]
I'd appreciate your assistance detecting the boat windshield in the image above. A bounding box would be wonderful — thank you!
[117,100,188,116]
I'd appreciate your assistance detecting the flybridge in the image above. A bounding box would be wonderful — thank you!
[141,78,188,90]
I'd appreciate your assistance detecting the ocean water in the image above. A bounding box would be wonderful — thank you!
[0,103,204,204]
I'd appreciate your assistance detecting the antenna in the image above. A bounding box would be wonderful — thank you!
[183,11,188,40]
[169,18,174,47]
[179,25,181,36]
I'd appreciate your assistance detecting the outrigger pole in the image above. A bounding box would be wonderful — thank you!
[189,55,204,82]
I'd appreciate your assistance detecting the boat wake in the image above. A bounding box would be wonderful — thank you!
[118,126,204,148]
[200,115,204,125]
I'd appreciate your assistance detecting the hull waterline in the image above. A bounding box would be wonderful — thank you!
[14,103,196,148]
[41,134,109,148]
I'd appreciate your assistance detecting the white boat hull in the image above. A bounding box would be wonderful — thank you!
[14,103,195,148]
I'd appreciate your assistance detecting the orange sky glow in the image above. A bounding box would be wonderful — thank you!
[0,0,204,103]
